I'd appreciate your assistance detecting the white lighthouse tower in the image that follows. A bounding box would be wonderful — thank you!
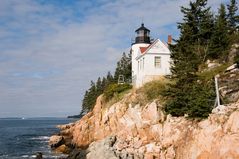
[131,23,151,86]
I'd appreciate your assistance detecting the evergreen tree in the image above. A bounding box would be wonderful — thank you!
[81,50,132,114]
[114,52,132,83]
[209,4,229,59]
[106,71,114,84]
[83,81,97,111]
[227,0,239,33]
[101,77,107,91]
[96,77,103,95]
[82,90,89,113]
[177,0,213,62]
[81,72,115,113]
[197,10,214,61]
[165,0,216,118]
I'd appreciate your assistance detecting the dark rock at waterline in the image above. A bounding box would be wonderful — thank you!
[66,149,88,159]
[49,135,64,148]
[35,152,43,159]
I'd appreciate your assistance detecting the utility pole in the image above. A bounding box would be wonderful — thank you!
[214,75,220,107]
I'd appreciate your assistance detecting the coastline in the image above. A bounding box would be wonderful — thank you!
[50,93,239,159]
[0,118,73,159]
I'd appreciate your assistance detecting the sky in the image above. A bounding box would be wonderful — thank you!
[0,0,230,117]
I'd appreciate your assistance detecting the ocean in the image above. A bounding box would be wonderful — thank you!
[0,118,75,159]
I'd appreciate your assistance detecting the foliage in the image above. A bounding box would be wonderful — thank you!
[140,79,169,102]
[227,0,239,34]
[81,72,115,113]
[114,52,132,83]
[198,63,231,80]
[81,52,132,113]
[81,0,239,118]
[165,79,215,118]
[163,0,239,119]
[164,0,216,118]
[177,0,214,63]
[103,83,132,101]
[235,54,239,67]
[209,4,229,60]
[164,77,215,118]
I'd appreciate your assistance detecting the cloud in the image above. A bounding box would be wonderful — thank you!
[0,0,229,117]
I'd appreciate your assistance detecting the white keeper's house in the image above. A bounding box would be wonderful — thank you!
[131,23,172,88]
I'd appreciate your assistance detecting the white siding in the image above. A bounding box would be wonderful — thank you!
[136,54,171,87]
[132,39,171,88]
[131,43,150,86]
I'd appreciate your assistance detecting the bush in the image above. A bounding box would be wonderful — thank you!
[133,78,170,106]
[103,83,132,101]
[235,54,239,67]
[198,63,230,81]
[141,80,168,101]
[165,80,216,119]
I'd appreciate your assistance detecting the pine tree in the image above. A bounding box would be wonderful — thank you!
[96,77,103,95]
[114,52,132,83]
[177,0,213,62]
[227,0,239,33]
[165,0,216,118]
[84,81,97,111]
[82,90,89,113]
[209,4,229,60]
[106,71,114,84]
[81,50,132,114]
[101,77,107,91]
[197,10,214,61]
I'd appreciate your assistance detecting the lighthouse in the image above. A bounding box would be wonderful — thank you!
[131,23,171,88]
[131,23,152,86]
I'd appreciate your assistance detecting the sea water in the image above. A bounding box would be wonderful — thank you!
[0,118,75,159]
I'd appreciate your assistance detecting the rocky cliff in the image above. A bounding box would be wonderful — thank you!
[52,89,239,159]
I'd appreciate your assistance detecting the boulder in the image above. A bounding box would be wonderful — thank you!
[49,135,64,148]
[55,144,71,154]
[141,101,165,124]
[67,149,88,159]
[86,136,118,159]
[35,152,43,159]
[226,64,237,72]
[206,60,221,70]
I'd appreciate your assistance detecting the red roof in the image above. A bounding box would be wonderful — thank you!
[139,47,149,54]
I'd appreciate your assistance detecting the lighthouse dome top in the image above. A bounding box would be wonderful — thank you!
[133,23,151,44]
[135,23,150,32]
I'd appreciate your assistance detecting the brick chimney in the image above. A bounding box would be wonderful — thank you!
[167,35,172,45]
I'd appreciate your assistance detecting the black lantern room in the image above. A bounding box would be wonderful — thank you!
[134,23,151,44]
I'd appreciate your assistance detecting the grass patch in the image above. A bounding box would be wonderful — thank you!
[136,78,170,105]
[198,63,231,81]
[104,89,131,108]
[102,83,132,107]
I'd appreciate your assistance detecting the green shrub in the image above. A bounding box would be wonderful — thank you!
[134,78,170,106]
[198,63,230,81]
[141,80,168,101]
[103,83,132,101]
[165,80,216,119]
[235,54,239,67]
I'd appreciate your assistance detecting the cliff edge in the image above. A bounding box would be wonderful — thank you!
[52,89,239,159]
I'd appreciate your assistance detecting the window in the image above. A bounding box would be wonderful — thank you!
[140,59,142,70]
[143,58,145,70]
[137,30,144,36]
[138,61,139,71]
[154,56,161,68]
